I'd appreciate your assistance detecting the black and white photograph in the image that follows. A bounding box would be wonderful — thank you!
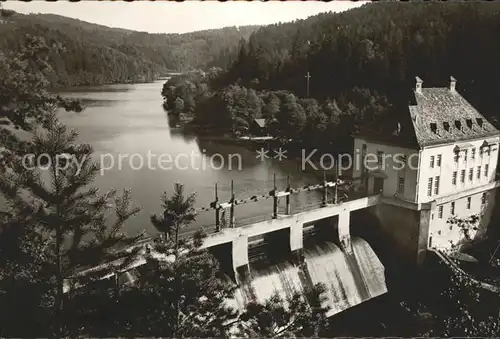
[1,0,500,337]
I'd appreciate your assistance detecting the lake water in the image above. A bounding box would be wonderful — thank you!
[58,81,323,237]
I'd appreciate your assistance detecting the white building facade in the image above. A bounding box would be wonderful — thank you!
[353,76,500,259]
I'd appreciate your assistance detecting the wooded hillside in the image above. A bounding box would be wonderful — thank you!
[224,2,500,120]
[0,11,258,87]
[162,2,500,152]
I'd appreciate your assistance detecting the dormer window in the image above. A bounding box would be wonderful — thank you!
[466,118,473,129]
[430,123,438,134]
[455,120,462,131]
[476,118,483,129]
[443,121,450,132]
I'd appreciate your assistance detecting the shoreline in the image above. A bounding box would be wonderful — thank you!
[175,121,353,181]
[50,77,173,92]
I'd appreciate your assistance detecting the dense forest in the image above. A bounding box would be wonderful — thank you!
[162,2,500,152]
[0,10,257,87]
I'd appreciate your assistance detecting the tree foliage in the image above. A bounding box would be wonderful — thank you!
[191,2,500,143]
[0,11,258,87]
[0,35,143,338]
[237,283,329,337]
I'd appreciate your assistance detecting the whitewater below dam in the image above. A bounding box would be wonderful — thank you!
[226,236,387,317]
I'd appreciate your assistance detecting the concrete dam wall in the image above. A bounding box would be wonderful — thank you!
[224,235,387,317]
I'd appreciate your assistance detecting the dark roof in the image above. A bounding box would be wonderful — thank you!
[253,118,266,128]
[410,87,499,147]
[356,78,500,149]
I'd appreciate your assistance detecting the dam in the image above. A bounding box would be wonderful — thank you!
[203,189,387,317]
[70,177,390,318]
[226,235,386,317]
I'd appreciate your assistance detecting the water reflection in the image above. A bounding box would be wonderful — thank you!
[56,84,135,93]
[78,99,120,107]
[56,81,322,236]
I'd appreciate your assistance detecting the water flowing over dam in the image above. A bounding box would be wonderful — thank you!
[223,225,387,317]
[68,175,389,318]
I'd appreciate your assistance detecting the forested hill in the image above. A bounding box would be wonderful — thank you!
[221,2,500,122]
[0,11,258,87]
[161,2,500,153]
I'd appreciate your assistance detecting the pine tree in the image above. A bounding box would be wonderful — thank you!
[109,184,237,337]
[150,183,197,258]
[0,113,143,337]
[0,36,143,338]
[237,283,329,337]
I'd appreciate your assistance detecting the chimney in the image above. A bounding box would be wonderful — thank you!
[450,76,456,92]
[415,76,423,94]
[392,122,402,136]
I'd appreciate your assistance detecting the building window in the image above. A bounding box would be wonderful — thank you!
[438,205,443,219]
[451,201,455,215]
[487,147,491,156]
[454,151,459,163]
[437,154,442,167]
[485,164,489,178]
[482,193,487,205]
[397,177,405,194]
[452,171,457,185]
[469,168,473,182]
[460,170,466,184]
[464,149,468,162]
[477,166,481,180]
[480,147,484,157]
[472,148,476,160]
[400,155,407,169]
[427,177,433,197]
[434,176,440,195]
[377,151,383,166]
[467,197,472,209]
[430,155,435,168]
[429,236,433,247]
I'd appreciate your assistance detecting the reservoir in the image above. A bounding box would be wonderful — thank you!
[58,81,323,237]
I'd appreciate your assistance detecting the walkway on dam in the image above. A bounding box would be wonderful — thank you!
[130,177,371,249]
[70,176,384,298]
[65,178,388,320]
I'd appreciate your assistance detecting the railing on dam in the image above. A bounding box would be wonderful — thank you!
[201,193,381,249]
[70,175,379,280]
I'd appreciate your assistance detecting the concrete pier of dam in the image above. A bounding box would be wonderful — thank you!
[67,192,388,318]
